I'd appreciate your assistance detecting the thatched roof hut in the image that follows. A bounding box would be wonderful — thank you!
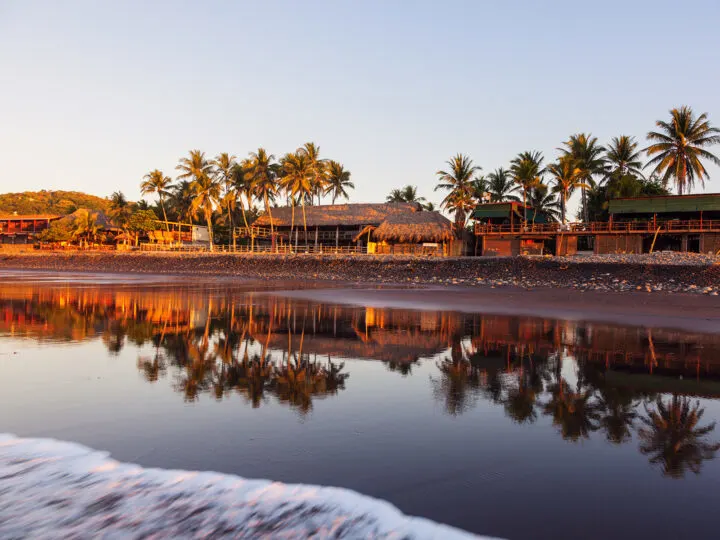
[254,202,421,228]
[372,211,454,243]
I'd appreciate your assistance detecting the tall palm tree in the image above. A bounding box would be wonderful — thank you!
[245,148,279,240]
[638,395,720,478]
[325,160,354,203]
[510,151,545,222]
[486,167,520,202]
[386,185,426,204]
[176,150,217,250]
[140,169,172,231]
[281,150,313,248]
[230,161,252,231]
[605,135,644,180]
[546,156,586,224]
[645,106,720,195]
[302,142,327,205]
[212,153,238,249]
[435,153,480,229]
[561,134,606,222]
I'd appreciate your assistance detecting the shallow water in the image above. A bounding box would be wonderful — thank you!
[1,275,720,539]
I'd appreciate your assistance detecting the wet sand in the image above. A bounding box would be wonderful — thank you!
[1,268,718,334]
[268,286,720,334]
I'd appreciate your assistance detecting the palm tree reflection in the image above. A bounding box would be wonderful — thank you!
[638,395,720,478]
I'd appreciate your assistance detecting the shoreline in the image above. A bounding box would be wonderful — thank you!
[1,251,719,294]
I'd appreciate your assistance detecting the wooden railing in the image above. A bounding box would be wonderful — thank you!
[475,219,720,235]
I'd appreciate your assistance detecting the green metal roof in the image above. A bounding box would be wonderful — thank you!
[609,194,720,214]
[471,202,525,220]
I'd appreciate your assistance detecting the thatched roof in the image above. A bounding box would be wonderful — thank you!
[372,211,454,243]
[254,202,421,228]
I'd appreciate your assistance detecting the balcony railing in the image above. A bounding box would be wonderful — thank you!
[474,219,720,235]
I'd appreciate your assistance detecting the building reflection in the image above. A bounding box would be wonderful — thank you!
[1,282,719,475]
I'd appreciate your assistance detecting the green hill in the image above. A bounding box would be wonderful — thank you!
[0,190,112,216]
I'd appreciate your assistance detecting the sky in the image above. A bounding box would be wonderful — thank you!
[2,0,720,214]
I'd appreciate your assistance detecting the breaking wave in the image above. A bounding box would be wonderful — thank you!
[0,434,484,539]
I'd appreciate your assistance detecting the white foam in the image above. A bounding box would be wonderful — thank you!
[0,433,488,539]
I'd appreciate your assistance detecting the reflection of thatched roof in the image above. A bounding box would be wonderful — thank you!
[254,203,421,228]
[372,211,454,242]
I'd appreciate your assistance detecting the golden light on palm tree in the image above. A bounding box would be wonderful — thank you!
[212,152,238,249]
[546,156,587,224]
[325,160,354,204]
[560,134,606,222]
[645,106,720,195]
[245,148,279,241]
[281,149,313,249]
[140,169,172,231]
[435,153,480,229]
[510,151,545,223]
[176,150,218,249]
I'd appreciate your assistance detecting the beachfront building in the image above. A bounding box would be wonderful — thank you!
[472,193,720,256]
[470,202,572,256]
[246,202,459,255]
[0,214,61,244]
[596,193,720,254]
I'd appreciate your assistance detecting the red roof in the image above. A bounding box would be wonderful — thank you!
[0,214,62,220]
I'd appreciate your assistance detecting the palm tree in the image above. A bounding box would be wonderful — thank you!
[245,148,280,240]
[386,185,426,204]
[230,161,252,231]
[638,395,720,477]
[325,160,354,203]
[527,183,561,222]
[176,150,217,250]
[140,170,172,231]
[605,135,644,180]
[486,167,520,202]
[510,151,545,223]
[435,153,480,229]
[212,153,238,249]
[645,106,720,195]
[546,156,586,224]
[109,191,132,233]
[561,134,606,222]
[281,150,313,248]
[302,142,327,205]
[168,180,195,224]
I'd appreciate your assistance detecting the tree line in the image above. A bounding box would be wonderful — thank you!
[388,105,720,226]
[136,143,353,250]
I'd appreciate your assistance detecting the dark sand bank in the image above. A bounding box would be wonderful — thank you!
[0,251,718,294]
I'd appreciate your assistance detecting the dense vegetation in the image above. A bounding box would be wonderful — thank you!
[0,190,111,216]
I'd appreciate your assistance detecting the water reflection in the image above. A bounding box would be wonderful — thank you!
[2,282,720,477]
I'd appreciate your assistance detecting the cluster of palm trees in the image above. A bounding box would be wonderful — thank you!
[433,106,720,225]
[139,143,354,249]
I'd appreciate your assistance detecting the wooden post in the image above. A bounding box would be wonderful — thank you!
[295,229,299,252]
[335,226,339,252]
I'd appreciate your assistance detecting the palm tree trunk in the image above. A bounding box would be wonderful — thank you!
[290,200,296,253]
[301,196,308,251]
[159,195,170,232]
[205,208,214,252]
[523,187,527,224]
[561,191,567,224]
[581,186,588,222]
[264,194,275,252]
[227,202,235,250]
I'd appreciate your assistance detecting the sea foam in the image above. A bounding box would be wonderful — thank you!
[0,433,485,539]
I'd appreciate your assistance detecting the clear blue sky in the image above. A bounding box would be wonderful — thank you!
[2,0,720,212]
